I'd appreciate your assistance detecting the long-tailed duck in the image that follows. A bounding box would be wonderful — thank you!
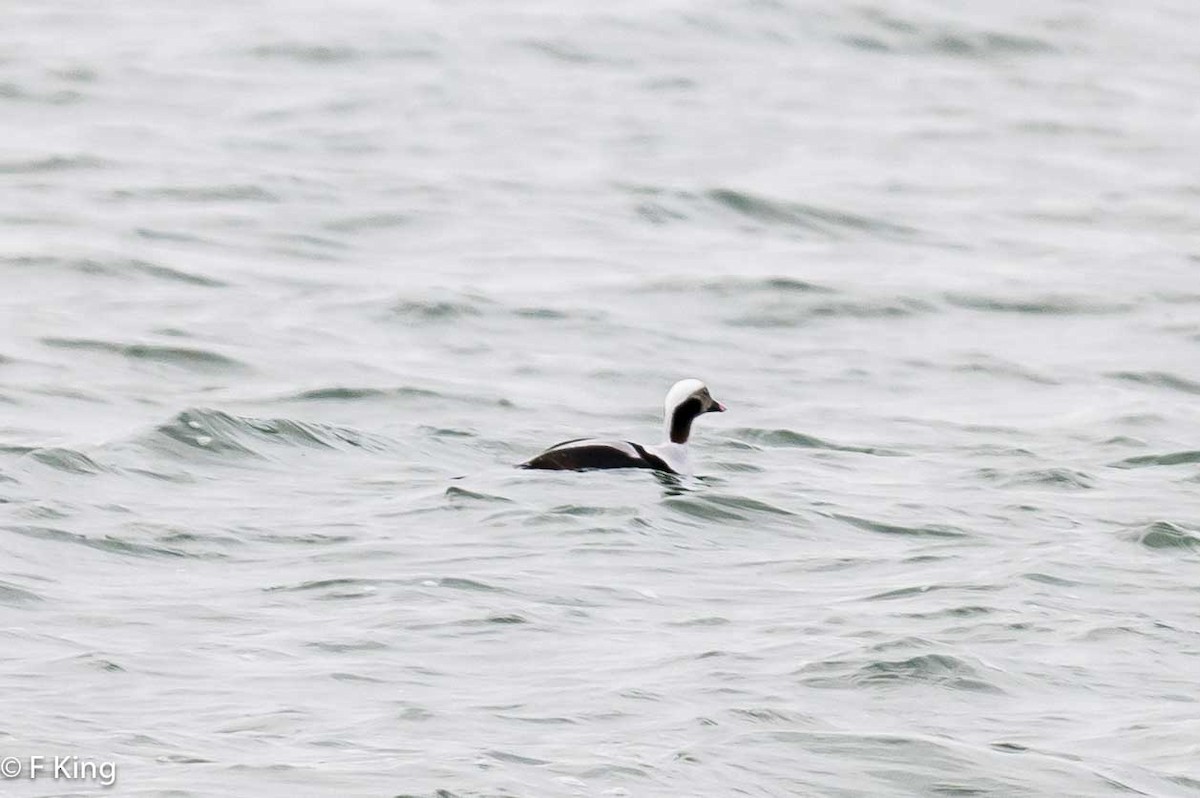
[520,379,725,476]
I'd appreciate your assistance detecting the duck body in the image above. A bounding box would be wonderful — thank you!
[520,380,724,476]
[520,438,681,473]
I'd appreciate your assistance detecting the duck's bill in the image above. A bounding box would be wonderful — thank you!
[709,401,726,413]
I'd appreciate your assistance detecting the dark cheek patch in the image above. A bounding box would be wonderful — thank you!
[670,397,704,444]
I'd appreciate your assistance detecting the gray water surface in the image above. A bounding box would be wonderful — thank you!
[3,1,1200,796]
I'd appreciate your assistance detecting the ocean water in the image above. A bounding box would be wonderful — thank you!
[2,0,1199,796]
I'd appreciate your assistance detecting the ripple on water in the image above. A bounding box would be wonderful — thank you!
[512,305,589,321]
[713,728,1134,796]
[866,582,997,601]
[897,604,996,620]
[23,447,109,476]
[0,154,110,174]
[134,408,395,463]
[621,183,920,239]
[734,428,902,456]
[543,504,632,517]
[483,749,551,766]
[943,292,1132,315]
[444,486,513,505]
[41,338,246,373]
[283,385,442,402]
[322,211,410,232]
[663,496,748,522]
[729,707,814,725]
[702,494,796,516]
[0,255,227,287]
[950,357,1059,385]
[800,651,1004,694]
[435,576,507,593]
[630,274,836,296]
[305,640,390,654]
[0,579,44,605]
[1128,521,1200,552]
[666,616,730,627]
[1021,572,1083,587]
[726,297,934,327]
[711,460,766,473]
[990,468,1096,490]
[847,8,1059,58]
[833,513,970,539]
[1108,370,1200,395]
[391,297,485,321]
[108,184,280,203]
[706,187,920,239]
[128,260,228,287]
[248,43,363,62]
[266,577,386,594]
[1109,450,1200,469]
[4,524,191,559]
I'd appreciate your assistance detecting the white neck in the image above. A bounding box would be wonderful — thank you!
[646,441,692,476]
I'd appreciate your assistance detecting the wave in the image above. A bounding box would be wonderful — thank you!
[998,470,1094,489]
[707,188,920,238]
[1,255,226,286]
[629,275,837,297]
[734,428,904,456]
[1128,521,1200,551]
[1110,450,1200,469]
[281,385,443,402]
[1108,371,1200,395]
[621,183,920,240]
[130,408,395,463]
[950,357,1059,385]
[391,298,485,321]
[832,513,970,538]
[4,524,194,559]
[844,8,1057,59]
[944,292,1132,315]
[23,447,109,476]
[800,649,1003,693]
[0,154,109,173]
[249,43,361,63]
[109,184,280,203]
[0,579,44,605]
[727,297,934,327]
[41,338,246,372]
[323,212,409,232]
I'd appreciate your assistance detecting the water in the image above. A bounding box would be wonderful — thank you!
[3,1,1199,795]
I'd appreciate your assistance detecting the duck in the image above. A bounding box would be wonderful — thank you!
[520,379,725,476]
